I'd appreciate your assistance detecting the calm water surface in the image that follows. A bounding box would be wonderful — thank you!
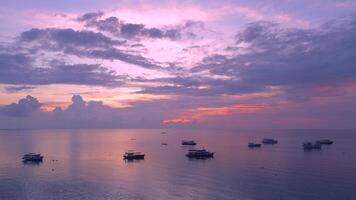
[0,129,356,200]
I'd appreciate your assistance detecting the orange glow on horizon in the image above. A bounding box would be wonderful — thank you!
[163,104,265,124]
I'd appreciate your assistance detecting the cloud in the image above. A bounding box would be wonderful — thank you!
[20,28,125,48]
[138,14,356,100]
[4,85,35,93]
[0,95,166,128]
[18,28,166,70]
[77,11,182,40]
[0,53,124,86]
[0,95,41,117]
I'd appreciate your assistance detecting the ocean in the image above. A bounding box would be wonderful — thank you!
[0,129,355,200]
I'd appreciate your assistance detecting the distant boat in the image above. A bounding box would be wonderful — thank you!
[316,139,333,145]
[248,143,261,148]
[123,151,145,160]
[161,143,168,145]
[161,132,167,134]
[186,149,214,158]
[22,153,43,162]
[262,138,278,144]
[303,142,322,150]
[182,140,197,145]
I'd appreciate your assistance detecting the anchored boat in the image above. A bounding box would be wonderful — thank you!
[182,140,197,145]
[262,138,278,144]
[186,149,214,159]
[22,153,43,162]
[303,142,322,150]
[123,151,145,160]
[316,139,333,145]
[248,143,261,148]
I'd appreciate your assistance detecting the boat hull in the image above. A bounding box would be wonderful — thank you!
[248,143,261,148]
[186,152,214,159]
[123,155,145,160]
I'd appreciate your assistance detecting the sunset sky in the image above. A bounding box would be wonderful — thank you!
[1,0,356,129]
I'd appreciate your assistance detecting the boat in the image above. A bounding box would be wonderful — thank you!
[248,143,261,148]
[262,138,278,144]
[161,131,167,134]
[22,153,44,162]
[316,139,333,145]
[123,151,145,160]
[182,140,197,145]
[161,143,168,145]
[303,142,322,150]
[186,149,214,158]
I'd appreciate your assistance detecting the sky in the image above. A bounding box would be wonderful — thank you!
[1,0,356,129]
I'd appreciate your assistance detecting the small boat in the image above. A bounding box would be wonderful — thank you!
[262,138,278,144]
[186,149,214,158]
[123,151,145,160]
[316,139,333,145]
[161,143,168,145]
[303,142,322,150]
[182,140,197,145]
[161,131,167,134]
[248,143,261,148]
[22,153,44,162]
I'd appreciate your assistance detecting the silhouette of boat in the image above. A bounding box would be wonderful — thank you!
[186,149,214,158]
[123,151,145,160]
[248,143,261,148]
[303,142,322,150]
[316,139,333,145]
[22,153,43,162]
[262,138,278,144]
[182,140,197,145]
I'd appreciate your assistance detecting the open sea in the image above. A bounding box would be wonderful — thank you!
[0,129,355,200]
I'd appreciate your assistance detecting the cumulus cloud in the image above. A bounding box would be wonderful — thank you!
[0,95,41,117]
[0,95,167,128]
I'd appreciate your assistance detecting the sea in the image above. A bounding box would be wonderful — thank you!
[0,129,355,200]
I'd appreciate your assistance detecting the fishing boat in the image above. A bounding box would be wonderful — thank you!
[262,138,278,144]
[22,153,44,162]
[123,151,145,160]
[248,143,262,148]
[186,149,214,158]
[303,142,322,150]
[182,140,197,145]
[316,139,333,145]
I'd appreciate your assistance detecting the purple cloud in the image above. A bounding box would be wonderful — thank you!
[0,95,41,117]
